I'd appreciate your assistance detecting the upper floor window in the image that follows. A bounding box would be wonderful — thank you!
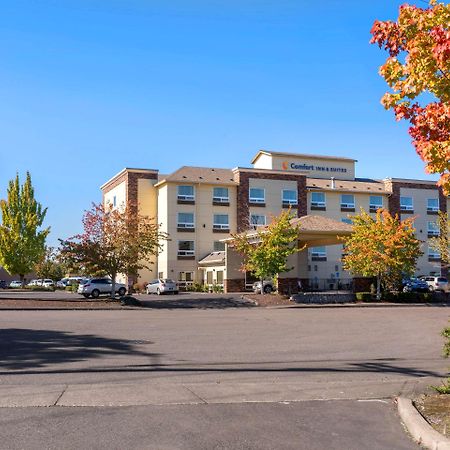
[427,221,440,236]
[369,196,383,211]
[250,214,266,227]
[177,212,195,229]
[400,196,413,211]
[177,185,194,202]
[178,240,195,257]
[340,194,355,209]
[282,189,298,206]
[311,192,326,209]
[427,198,439,213]
[428,246,440,259]
[213,187,229,204]
[310,246,327,260]
[213,214,230,230]
[249,188,265,204]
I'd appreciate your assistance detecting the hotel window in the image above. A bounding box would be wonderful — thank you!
[213,241,225,252]
[428,247,440,260]
[216,270,224,284]
[177,185,195,202]
[179,271,194,284]
[310,246,327,261]
[213,214,230,231]
[213,187,229,204]
[113,195,117,207]
[178,240,195,257]
[427,221,440,237]
[206,271,214,285]
[369,196,383,212]
[400,196,413,212]
[249,188,265,204]
[341,218,352,225]
[340,194,355,210]
[250,214,266,227]
[177,212,195,230]
[311,192,326,209]
[427,198,439,213]
[282,189,298,206]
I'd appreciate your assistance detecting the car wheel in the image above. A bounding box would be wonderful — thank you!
[174,291,179,295]
[157,288,161,295]
[263,285,272,294]
[91,289,100,299]
[82,294,90,298]
[118,287,126,297]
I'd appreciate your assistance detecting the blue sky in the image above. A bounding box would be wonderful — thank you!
[0,0,438,245]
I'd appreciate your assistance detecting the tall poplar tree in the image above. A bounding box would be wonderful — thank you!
[0,173,50,284]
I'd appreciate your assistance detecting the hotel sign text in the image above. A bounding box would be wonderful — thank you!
[283,161,347,173]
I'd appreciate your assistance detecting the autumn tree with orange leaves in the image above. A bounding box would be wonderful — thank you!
[60,202,168,298]
[371,1,450,192]
[341,210,422,300]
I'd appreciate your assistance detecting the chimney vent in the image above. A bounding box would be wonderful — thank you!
[331,177,336,189]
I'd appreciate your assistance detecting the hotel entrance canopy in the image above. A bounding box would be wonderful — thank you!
[225,215,353,248]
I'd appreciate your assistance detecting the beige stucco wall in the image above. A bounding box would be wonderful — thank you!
[157,182,237,283]
[136,178,159,285]
[253,154,355,180]
[104,181,126,210]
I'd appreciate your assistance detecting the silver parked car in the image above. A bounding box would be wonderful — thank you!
[146,279,178,295]
[78,278,127,298]
[252,280,274,294]
[421,276,449,292]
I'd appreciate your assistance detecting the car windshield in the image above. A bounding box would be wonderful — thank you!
[161,279,175,283]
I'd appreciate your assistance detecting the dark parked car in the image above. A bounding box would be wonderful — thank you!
[402,277,430,293]
[0,280,7,289]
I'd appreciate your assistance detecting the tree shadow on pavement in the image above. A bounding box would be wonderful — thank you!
[0,328,161,370]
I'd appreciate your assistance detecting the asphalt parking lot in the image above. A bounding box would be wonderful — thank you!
[0,297,448,448]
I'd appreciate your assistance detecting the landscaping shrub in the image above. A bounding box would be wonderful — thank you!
[25,285,55,292]
[355,292,374,302]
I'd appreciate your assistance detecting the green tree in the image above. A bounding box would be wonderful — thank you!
[60,201,168,298]
[341,209,422,300]
[231,210,303,294]
[0,173,50,285]
[34,247,65,281]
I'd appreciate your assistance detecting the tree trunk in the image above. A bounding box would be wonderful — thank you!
[376,275,381,301]
[260,277,264,296]
[19,274,24,288]
[111,273,116,299]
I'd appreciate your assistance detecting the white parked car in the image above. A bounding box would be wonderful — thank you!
[9,280,22,288]
[78,278,127,298]
[42,279,54,288]
[421,276,449,292]
[146,279,178,295]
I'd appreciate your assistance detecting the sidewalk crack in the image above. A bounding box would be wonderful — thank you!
[183,385,208,404]
[53,385,68,406]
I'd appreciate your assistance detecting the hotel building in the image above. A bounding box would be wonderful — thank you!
[101,150,446,292]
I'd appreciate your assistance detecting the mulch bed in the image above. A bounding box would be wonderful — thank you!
[242,293,295,307]
[414,394,450,438]
[0,299,124,309]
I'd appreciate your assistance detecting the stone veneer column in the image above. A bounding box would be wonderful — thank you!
[385,179,447,276]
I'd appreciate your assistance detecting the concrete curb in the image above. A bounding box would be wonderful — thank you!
[397,397,450,450]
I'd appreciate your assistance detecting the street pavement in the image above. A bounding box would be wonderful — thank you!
[0,306,448,448]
